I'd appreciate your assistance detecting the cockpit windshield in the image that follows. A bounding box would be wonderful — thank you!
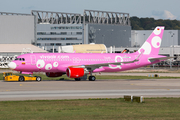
[15,58,25,61]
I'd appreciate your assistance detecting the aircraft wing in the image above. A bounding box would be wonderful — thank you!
[70,59,139,71]
[148,57,174,62]
[69,52,143,71]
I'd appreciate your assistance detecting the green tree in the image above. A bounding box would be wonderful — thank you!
[130,16,180,30]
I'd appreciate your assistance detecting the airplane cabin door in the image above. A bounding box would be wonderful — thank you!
[30,55,36,65]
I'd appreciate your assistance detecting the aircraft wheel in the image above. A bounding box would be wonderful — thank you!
[19,76,25,82]
[36,76,42,82]
[89,76,96,81]
[75,78,81,81]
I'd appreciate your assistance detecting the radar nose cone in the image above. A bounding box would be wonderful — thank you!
[8,62,17,69]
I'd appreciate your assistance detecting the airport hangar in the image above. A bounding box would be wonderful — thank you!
[1,10,180,59]
[0,9,131,52]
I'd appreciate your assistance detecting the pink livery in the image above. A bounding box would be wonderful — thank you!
[8,26,171,81]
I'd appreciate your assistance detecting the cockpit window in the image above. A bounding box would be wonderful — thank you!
[14,58,25,61]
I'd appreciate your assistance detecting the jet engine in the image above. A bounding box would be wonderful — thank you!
[66,68,85,78]
[46,72,64,77]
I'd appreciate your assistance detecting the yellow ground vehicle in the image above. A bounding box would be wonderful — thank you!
[3,72,42,82]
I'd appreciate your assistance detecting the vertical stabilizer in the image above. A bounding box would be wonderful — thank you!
[138,26,164,55]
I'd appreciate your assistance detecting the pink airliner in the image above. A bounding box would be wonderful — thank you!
[8,26,171,81]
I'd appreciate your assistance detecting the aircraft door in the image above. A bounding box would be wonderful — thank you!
[30,55,36,65]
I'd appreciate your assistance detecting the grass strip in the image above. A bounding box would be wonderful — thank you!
[0,98,180,120]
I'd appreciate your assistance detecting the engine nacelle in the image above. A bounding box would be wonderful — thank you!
[66,68,85,78]
[46,72,63,77]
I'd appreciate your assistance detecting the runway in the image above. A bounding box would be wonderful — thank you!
[1,89,180,101]
[0,78,180,101]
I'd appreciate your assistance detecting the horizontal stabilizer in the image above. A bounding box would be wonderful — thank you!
[148,57,174,62]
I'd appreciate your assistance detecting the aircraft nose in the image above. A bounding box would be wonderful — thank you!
[8,62,17,69]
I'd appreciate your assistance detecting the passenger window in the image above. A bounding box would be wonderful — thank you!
[22,58,25,61]
[19,58,22,61]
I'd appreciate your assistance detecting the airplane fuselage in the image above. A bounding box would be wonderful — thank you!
[12,52,163,73]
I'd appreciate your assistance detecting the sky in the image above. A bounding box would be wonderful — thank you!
[0,0,180,20]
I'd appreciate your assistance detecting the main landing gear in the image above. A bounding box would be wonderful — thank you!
[88,70,96,81]
[74,76,96,81]
[74,70,96,81]
[75,70,96,81]
[88,76,96,81]
[75,76,96,81]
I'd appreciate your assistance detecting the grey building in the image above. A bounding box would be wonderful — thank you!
[31,10,83,52]
[0,10,131,54]
[85,24,131,48]
[36,24,83,52]
[0,12,47,68]
[131,30,180,47]
[110,30,180,57]
[1,10,180,57]
[31,10,131,52]
[0,12,47,56]
[0,12,35,44]
[83,10,131,48]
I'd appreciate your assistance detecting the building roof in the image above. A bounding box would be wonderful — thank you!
[0,44,48,53]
